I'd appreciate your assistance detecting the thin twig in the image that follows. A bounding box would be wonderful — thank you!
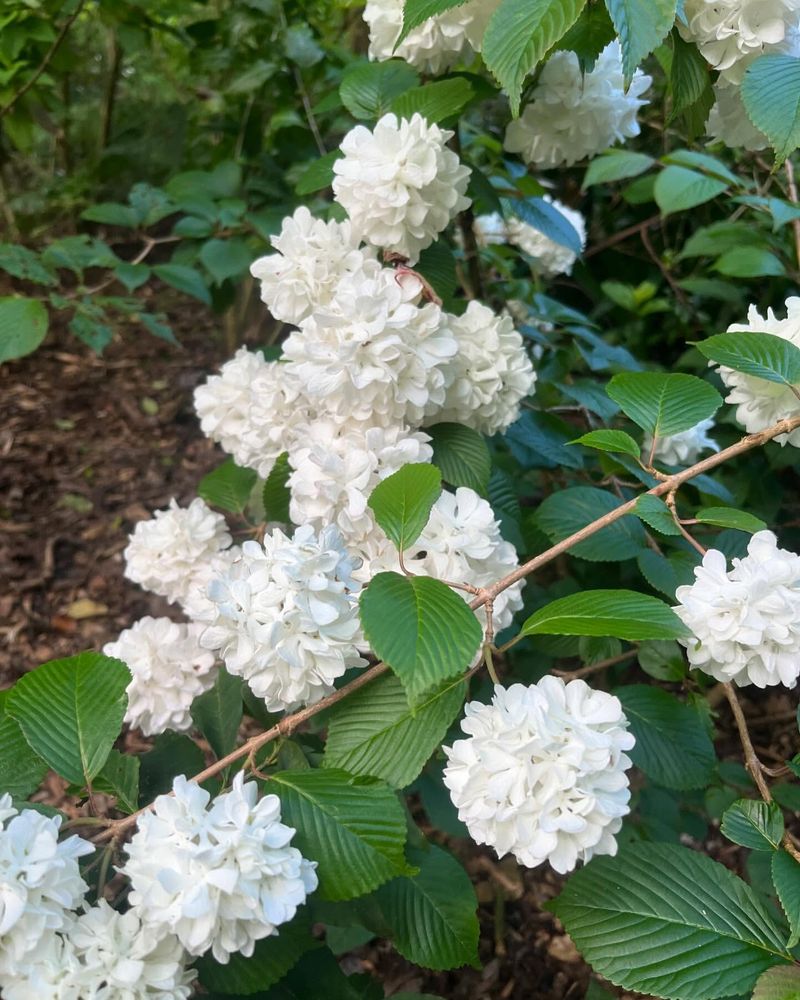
[0,0,86,120]
[553,647,639,680]
[665,489,707,557]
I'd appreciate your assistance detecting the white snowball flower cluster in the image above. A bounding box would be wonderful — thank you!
[680,0,800,82]
[364,0,498,73]
[333,113,471,263]
[507,197,587,277]
[201,527,366,711]
[103,617,218,736]
[249,207,376,326]
[713,297,800,447]
[425,301,537,435]
[471,212,508,247]
[706,78,769,150]
[0,796,93,976]
[504,42,652,168]
[443,678,634,873]
[674,530,800,688]
[643,417,719,467]
[121,773,318,964]
[193,349,309,478]
[123,497,232,605]
[1,903,195,1000]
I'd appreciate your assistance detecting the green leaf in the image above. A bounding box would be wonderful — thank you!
[654,165,728,215]
[0,296,49,363]
[200,238,253,285]
[695,507,767,534]
[374,846,479,970]
[263,451,292,523]
[536,486,647,562]
[295,151,342,196]
[367,463,442,552]
[772,850,800,949]
[616,685,716,790]
[360,573,483,705]
[428,423,491,494]
[152,264,211,306]
[607,371,722,438]
[138,732,206,805]
[482,0,587,115]
[520,590,689,642]
[713,247,785,278]
[634,495,683,536]
[0,243,55,285]
[721,799,784,851]
[6,652,130,787]
[80,202,139,227]
[198,458,257,514]
[399,0,467,41]
[392,78,474,124]
[549,843,790,1000]
[570,429,641,460]
[582,150,654,189]
[0,714,47,799]
[741,54,800,167]
[415,241,459,305]
[694,331,800,388]
[197,910,320,994]
[270,769,414,901]
[637,639,687,681]
[259,946,381,999]
[114,262,151,292]
[93,749,140,813]
[753,966,800,1000]
[669,30,711,120]
[191,668,243,760]
[339,60,419,120]
[604,0,676,81]
[506,195,584,255]
[324,673,465,789]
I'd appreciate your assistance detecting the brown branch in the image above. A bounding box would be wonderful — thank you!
[583,214,661,259]
[0,0,86,120]
[553,647,639,680]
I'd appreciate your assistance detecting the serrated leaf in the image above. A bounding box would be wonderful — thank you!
[373,846,480,970]
[637,549,682,599]
[549,843,790,1000]
[295,151,342,196]
[198,458,257,514]
[654,165,728,215]
[0,296,49,363]
[695,507,767,534]
[637,639,687,681]
[339,60,419,120]
[616,685,716,790]
[6,652,130,786]
[520,590,688,642]
[582,150,654,189]
[200,237,253,285]
[714,247,785,278]
[399,0,467,41]
[93,748,139,813]
[695,331,800,388]
[270,769,414,901]
[669,30,711,119]
[605,0,676,81]
[392,78,474,124]
[506,195,584,255]
[634,495,683,536]
[571,429,641,459]
[0,715,47,799]
[753,965,800,1000]
[772,850,800,950]
[324,673,465,789]
[483,0,587,115]
[607,371,722,438]
[81,202,139,227]
[191,667,243,760]
[741,55,800,167]
[153,264,211,305]
[263,451,292,523]
[359,573,483,705]
[415,241,458,304]
[721,799,784,851]
[428,423,491,494]
[536,486,647,562]
[368,463,442,552]
[0,243,56,285]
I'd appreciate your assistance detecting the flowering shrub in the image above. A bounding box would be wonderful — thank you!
[5,1,800,998]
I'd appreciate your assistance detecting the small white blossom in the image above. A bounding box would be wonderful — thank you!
[201,526,366,712]
[333,113,471,263]
[103,617,218,737]
[713,297,800,446]
[425,301,537,436]
[471,212,508,247]
[679,0,800,82]
[643,417,720,467]
[122,774,317,964]
[0,921,83,999]
[193,349,310,479]
[706,78,769,150]
[364,0,499,73]
[504,42,651,168]
[288,419,433,542]
[179,546,243,625]
[507,197,587,277]
[675,530,800,688]
[282,263,458,427]
[123,498,231,605]
[0,798,93,976]
[443,678,634,873]
[249,207,376,326]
